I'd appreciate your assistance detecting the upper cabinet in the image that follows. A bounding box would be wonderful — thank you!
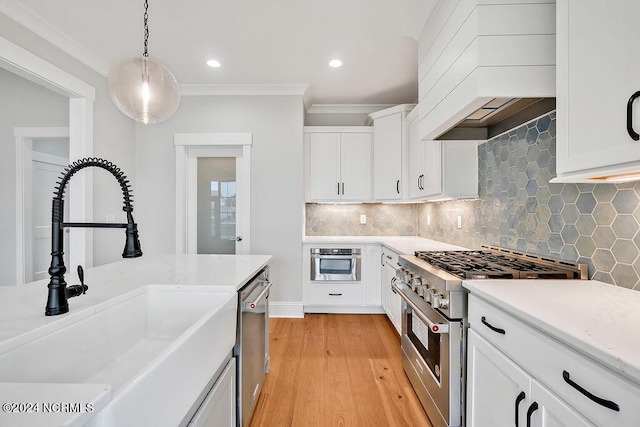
[408,107,479,201]
[304,127,373,202]
[369,104,415,201]
[418,0,556,141]
[555,0,640,182]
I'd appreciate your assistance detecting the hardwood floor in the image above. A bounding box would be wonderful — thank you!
[249,314,433,427]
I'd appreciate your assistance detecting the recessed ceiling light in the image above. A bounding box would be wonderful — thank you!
[207,59,221,68]
[329,59,342,68]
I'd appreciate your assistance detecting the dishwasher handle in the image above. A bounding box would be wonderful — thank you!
[242,280,273,311]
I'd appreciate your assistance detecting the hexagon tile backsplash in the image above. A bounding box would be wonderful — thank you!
[305,112,640,290]
[418,112,640,290]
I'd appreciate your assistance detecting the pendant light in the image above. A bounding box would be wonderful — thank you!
[108,0,180,124]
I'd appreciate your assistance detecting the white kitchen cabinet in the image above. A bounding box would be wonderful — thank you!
[187,358,236,427]
[304,127,373,202]
[467,329,592,427]
[467,293,640,427]
[409,137,478,201]
[369,105,415,201]
[555,0,640,182]
[302,243,384,313]
[381,246,401,334]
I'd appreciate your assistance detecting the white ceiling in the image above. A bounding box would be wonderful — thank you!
[6,0,437,107]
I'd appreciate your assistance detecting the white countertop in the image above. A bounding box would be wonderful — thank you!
[0,253,271,426]
[463,279,640,385]
[0,254,271,344]
[302,236,469,254]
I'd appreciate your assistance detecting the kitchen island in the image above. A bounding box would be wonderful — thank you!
[0,254,271,427]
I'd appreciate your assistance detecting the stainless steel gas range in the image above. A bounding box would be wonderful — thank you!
[392,246,587,427]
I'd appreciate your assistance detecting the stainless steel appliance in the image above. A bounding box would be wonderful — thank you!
[234,266,272,427]
[310,248,361,281]
[392,246,587,427]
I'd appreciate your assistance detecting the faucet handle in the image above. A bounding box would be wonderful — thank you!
[75,265,87,295]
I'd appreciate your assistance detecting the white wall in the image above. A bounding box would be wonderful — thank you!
[0,68,69,286]
[0,12,136,278]
[135,95,304,305]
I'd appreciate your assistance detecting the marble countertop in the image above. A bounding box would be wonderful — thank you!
[302,236,469,254]
[463,279,640,385]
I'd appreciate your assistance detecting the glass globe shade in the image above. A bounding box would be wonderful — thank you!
[107,56,180,124]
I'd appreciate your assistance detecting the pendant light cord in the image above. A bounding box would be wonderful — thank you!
[143,0,149,57]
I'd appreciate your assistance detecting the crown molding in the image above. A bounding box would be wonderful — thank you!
[306,104,395,115]
[180,83,309,97]
[0,0,110,76]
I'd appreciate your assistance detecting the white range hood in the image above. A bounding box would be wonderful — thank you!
[418,0,557,141]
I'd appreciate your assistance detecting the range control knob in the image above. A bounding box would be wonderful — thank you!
[411,276,422,292]
[431,292,441,308]
[439,297,450,309]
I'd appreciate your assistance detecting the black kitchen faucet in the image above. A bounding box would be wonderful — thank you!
[45,158,142,316]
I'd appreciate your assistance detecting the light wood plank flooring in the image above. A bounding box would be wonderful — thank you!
[249,314,433,427]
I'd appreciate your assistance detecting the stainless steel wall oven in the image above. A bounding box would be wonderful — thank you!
[310,248,361,281]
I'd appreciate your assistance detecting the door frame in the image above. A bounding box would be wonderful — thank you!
[174,133,252,255]
[15,127,69,283]
[3,34,96,285]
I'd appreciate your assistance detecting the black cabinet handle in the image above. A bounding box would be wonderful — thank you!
[337,182,340,195]
[526,402,538,427]
[562,370,620,412]
[341,182,344,195]
[628,91,640,140]
[421,174,425,190]
[396,179,400,194]
[515,391,526,427]
[481,316,506,334]
[328,293,343,296]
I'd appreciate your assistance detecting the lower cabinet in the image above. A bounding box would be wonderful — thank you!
[187,357,236,427]
[302,243,384,313]
[381,246,402,334]
[467,293,640,427]
[467,329,592,427]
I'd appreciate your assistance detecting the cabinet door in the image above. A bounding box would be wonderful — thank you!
[373,113,403,200]
[467,329,531,427]
[557,0,640,178]
[423,141,442,196]
[188,358,236,427]
[365,245,381,306]
[382,263,401,334]
[408,116,426,199]
[307,133,341,201]
[528,380,594,427]
[340,133,372,201]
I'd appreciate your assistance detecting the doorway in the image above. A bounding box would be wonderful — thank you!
[174,133,252,255]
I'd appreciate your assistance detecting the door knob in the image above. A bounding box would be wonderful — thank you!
[236,236,243,242]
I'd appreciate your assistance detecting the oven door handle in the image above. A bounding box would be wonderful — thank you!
[392,283,449,334]
[242,280,273,311]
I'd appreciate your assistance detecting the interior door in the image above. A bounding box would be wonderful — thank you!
[30,152,69,281]
[197,157,237,254]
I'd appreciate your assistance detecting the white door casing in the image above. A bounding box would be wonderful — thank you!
[174,133,252,255]
[5,34,95,285]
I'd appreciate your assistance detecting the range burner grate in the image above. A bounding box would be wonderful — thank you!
[414,246,587,280]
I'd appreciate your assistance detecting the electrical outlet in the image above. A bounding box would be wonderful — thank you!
[457,215,462,229]
[427,214,431,226]
[360,214,367,225]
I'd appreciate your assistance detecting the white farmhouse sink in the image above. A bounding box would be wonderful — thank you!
[0,285,237,426]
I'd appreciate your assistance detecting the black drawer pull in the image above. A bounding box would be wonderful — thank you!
[481,316,506,334]
[627,91,640,140]
[328,293,343,296]
[526,402,538,427]
[563,370,620,412]
[515,391,526,426]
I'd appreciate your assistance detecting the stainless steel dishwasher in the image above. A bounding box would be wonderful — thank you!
[234,266,271,427]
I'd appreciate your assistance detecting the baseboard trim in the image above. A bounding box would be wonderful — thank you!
[269,301,304,318]
[303,305,385,314]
